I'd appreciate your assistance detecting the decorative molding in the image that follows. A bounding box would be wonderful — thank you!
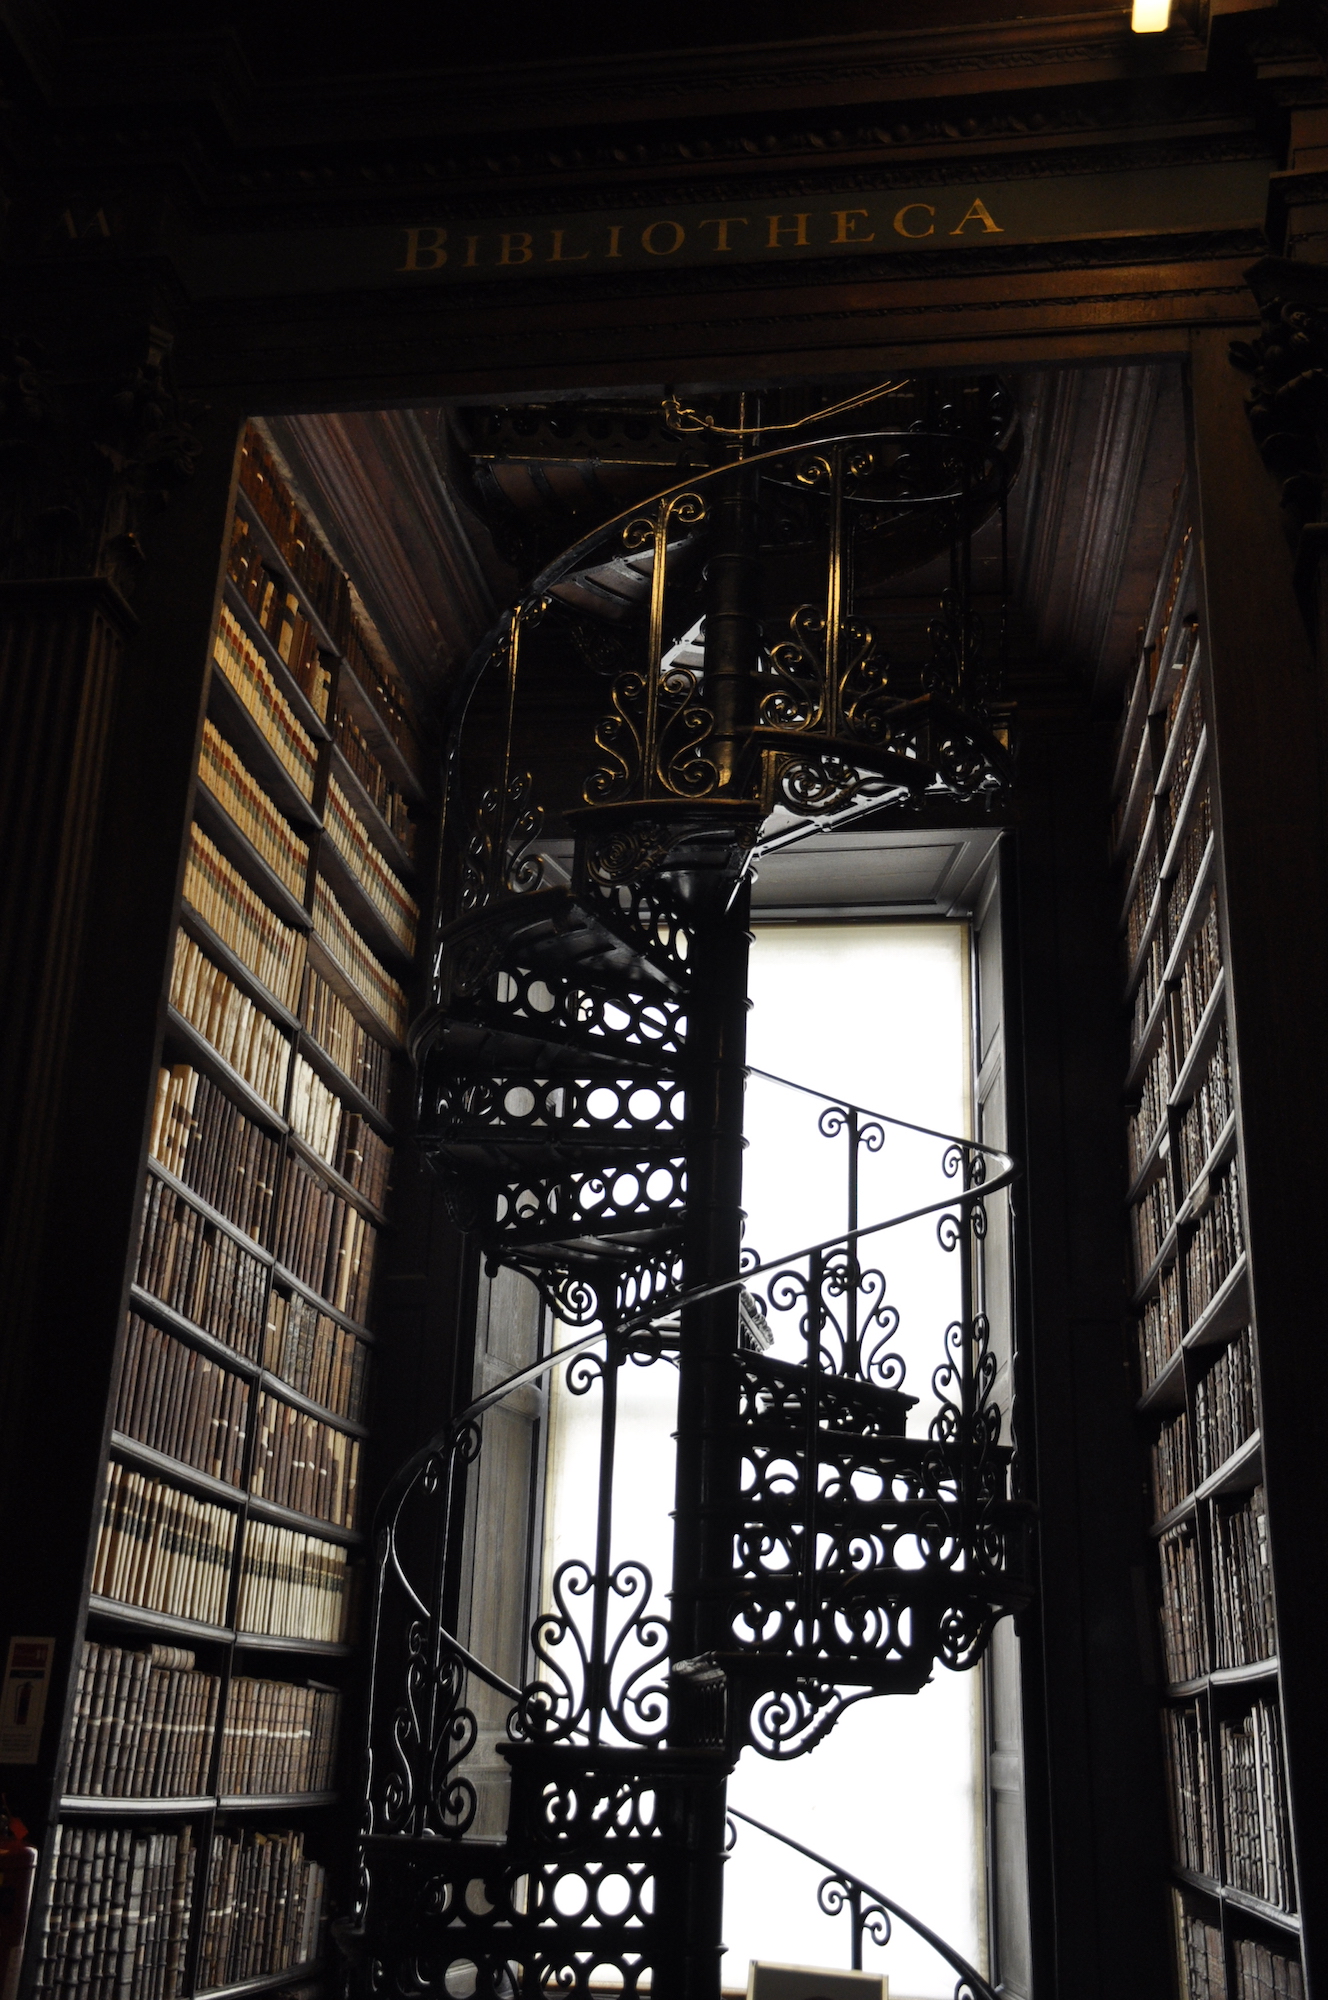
[0,327,202,596]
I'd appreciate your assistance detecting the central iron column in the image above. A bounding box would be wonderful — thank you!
[666,439,765,1999]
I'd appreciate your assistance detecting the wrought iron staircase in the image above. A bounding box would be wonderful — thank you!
[355,384,1031,2000]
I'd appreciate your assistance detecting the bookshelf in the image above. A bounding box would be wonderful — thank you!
[27,426,433,2000]
[1114,495,1304,2000]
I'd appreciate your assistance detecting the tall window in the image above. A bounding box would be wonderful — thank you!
[541,921,983,1997]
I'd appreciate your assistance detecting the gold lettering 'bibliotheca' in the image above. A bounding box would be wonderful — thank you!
[397,199,1004,272]
[168,159,1272,297]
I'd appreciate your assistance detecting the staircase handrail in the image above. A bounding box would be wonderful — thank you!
[726,1805,1000,2000]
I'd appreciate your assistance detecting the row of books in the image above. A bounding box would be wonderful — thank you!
[263,1290,368,1425]
[198,1827,326,1991]
[272,1153,377,1325]
[1127,842,1162,966]
[66,1653,341,1802]
[1132,1169,1175,1285]
[35,1824,193,2000]
[1167,785,1213,941]
[1165,1700,1215,1877]
[239,430,350,665]
[136,1174,268,1363]
[1159,1520,1208,1685]
[184,827,307,1016]
[299,966,393,1117]
[1130,1024,1171,1181]
[213,602,318,803]
[1195,1330,1257,1481]
[1177,1024,1234,1196]
[324,775,419,951]
[1176,893,1222,1067]
[1131,929,1167,1057]
[1221,1700,1293,1910]
[235,1521,350,1645]
[94,1467,234,1628]
[250,1393,361,1531]
[94,1465,353,1643]
[116,1316,250,1487]
[198,719,309,900]
[342,615,419,771]
[1234,1937,1305,1999]
[1163,673,1205,842]
[1185,1161,1245,1325]
[1153,1408,1190,1520]
[150,1066,281,1244]
[312,876,408,1040]
[1178,1908,1225,2000]
[1212,1487,1276,1670]
[334,707,417,857]
[290,1055,392,1209]
[172,933,291,1117]
[220,1679,339,1797]
[239,426,418,774]
[226,511,335,724]
[1139,1263,1184,1390]
[67,1644,218,1799]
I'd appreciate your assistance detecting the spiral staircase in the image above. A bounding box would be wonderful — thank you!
[354,385,1030,2000]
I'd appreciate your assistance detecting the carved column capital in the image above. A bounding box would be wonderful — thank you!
[0,323,203,599]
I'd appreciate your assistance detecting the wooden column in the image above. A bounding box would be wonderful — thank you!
[1190,325,1328,1997]
[0,317,244,1828]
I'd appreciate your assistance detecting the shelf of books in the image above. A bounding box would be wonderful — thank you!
[28,425,430,2000]
[1115,492,1303,2000]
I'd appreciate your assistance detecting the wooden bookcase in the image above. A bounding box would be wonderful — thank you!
[1115,495,1304,2000]
[26,427,433,2000]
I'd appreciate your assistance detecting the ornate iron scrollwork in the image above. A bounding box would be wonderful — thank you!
[363,386,1027,1999]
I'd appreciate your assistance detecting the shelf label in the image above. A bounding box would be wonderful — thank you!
[0,1637,55,1766]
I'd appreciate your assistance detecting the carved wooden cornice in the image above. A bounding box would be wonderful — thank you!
[0,6,1208,152]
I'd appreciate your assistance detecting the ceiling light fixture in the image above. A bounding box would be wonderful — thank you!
[1131,0,1172,28]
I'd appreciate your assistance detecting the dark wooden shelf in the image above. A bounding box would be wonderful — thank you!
[222,576,332,745]
[1130,1222,1178,1312]
[1137,1341,1186,1414]
[287,1128,391,1231]
[198,1958,322,2000]
[232,1631,352,1659]
[259,1370,368,1439]
[237,486,424,797]
[271,1264,376,1346]
[294,1027,395,1140]
[245,1492,364,1548]
[1125,1124,1170,1210]
[1158,729,1209,883]
[178,904,302,1035]
[1197,1430,1262,1500]
[1184,1254,1250,1352]
[305,928,407,1055]
[192,782,313,936]
[127,1285,263,1381]
[144,1159,275,1272]
[316,835,417,973]
[86,1597,235,1646]
[215,1791,338,1813]
[163,1006,291,1135]
[1119,800,1160,927]
[110,1431,247,1508]
[1174,1114,1239,1229]
[58,1794,215,1816]
[206,663,322,836]
[1124,978,1170,1096]
[1161,835,1218,987]
[329,744,419,884]
[1168,969,1228,1110]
